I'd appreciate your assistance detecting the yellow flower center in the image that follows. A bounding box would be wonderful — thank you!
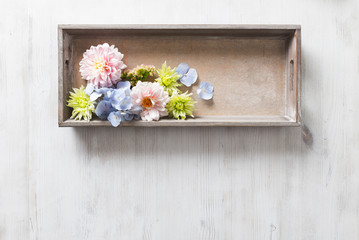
[95,61,109,72]
[142,97,153,108]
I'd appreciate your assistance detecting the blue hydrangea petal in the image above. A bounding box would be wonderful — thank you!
[110,89,127,110]
[131,105,143,115]
[176,63,190,77]
[122,112,134,121]
[180,68,198,87]
[197,82,214,100]
[95,87,110,94]
[198,90,213,100]
[85,83,95,95]
[108,111,122,127]
[93,88,114,101]
[90,91,102,102]
[95,100,114,119]
[105,89,115,100]
[119,96,132,110]
[200,82,214,93]
[95,100,107,118]
[117,81,131,90]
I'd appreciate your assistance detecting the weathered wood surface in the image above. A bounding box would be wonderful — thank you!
[1,0,359,240]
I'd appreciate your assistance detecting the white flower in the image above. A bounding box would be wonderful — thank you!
[131,81,170,121]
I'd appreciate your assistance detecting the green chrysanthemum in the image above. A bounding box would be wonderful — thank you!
[167,92,196,120]
[67,86,95,121]
[121,64,157,86]
[155,61,182,96]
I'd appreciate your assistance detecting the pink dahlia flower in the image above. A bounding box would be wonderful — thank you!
[131,81,170,121]
[79,43,127,88]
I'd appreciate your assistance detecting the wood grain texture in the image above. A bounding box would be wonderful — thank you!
[0,2,29,240]
[1,0,359,240]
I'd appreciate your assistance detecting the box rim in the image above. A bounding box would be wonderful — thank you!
[58,24,301,30]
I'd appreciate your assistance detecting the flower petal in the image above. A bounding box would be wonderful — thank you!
[149,109,160,121]
[176,63,190,77]
[131,105,143,115]
[123,112,134,121]
[108,111,122,127]
[198,90,213,100]
[117,81,131,90]
[200,82,214,93]
[95,100,114,119]
[85,83,94,95]
[180,68,198,87]
[96,87,110,94]
[90,91,102,102]
[119,96,132,110]
[110,89,127,110]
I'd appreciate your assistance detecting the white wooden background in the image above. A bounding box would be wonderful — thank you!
[1,0,359,239]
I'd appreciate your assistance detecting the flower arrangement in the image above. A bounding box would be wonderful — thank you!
[67,43,214,127]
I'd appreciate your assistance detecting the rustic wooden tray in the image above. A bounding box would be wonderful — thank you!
[58,24,301,127]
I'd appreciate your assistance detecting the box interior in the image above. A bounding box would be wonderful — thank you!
[59,27,300,126]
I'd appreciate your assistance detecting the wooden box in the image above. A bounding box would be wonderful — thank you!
[58,24,301,127]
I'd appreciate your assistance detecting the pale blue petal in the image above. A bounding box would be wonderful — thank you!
[108,111,122,127]
[131,105,143,115]
[199,90,213,100]
[123,112,134,121]
[110,89,127,110]
[94,88,114,101]
[180,68,198,87]
[95,100,107,118]
[85,83,94,95]
[117,81,131,90]
[176,63,190,77]
[96,87,110,94]
[119,96,132,110]
[200,82,214,93]
[198,82,214,100]
[90,91,102,101]
[105,89,115,99]
[95,100,114,119]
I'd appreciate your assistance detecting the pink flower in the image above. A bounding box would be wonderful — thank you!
[79,43,127,88]
[131,81,170,121]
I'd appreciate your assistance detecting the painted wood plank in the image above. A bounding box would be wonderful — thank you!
[0,2,30,240]
[1,0,359,240]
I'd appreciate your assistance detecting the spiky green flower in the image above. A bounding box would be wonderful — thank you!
[166,92,196,120]
[67,86,95,121]
[121,64,157,86]
[155,61,182,96]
